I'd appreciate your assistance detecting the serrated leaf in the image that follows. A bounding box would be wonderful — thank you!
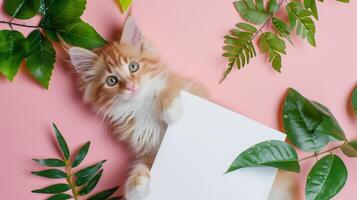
[259,32,286,72]
[352,87,357,115]
[117,0,133,13]
[306,154,347,200]
[87,186,119,200]
[31,169,67,179]
[283,88,345,152]
[75,160,106,178]
[341,140,357,157]
[233,0,270,25]
[32,184,71,194]
[268,0,280,13]
[4,0,41,19]
[72,141,90,168]
[286,2,316,46]
[33,158,65,167]
[78,169,103,195]
[0,30,28,81]
[222,24,257,78]
[53,123,70,160]
[227,140,300,173]
[26,30,56,89]
[46,0,86,27]
[47,193,72,200]
[58,20,107,49]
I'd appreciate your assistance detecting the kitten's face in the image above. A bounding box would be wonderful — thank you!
[69,17,164,112]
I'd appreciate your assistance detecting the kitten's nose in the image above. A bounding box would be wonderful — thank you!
[125,81,136,92]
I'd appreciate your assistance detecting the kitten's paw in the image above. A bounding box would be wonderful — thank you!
[125,169,151,200]
[163,96,183,124]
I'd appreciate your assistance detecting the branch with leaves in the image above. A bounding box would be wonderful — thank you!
[0,0,107,89]
[31,124,121,200]
[226,86,357,200]
[221,0,349,82]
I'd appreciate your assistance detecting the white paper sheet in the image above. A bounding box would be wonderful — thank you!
[144,92,285,200]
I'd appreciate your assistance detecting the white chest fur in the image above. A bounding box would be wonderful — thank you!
[108,74,167,153]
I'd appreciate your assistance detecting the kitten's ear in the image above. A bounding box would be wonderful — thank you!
[120,16,144,50]
[69,47,98,80]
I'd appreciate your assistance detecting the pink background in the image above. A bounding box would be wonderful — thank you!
[0,0,356,199]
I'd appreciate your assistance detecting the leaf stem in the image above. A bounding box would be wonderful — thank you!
[252,0,286,40]
[298,141,347,162]
[65,161,79,200]
[0,20,42,29]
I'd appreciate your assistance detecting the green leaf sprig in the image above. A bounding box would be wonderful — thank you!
[31,123,121,200]
[221,0,349,81]
[0,0,107,88]
[227,87,357,200]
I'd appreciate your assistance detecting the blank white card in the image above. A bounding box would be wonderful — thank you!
[144,92,285,200]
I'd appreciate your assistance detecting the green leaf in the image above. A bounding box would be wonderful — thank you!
[259,32,286,72]
[233,0,270,25]
[78,169,103,195]
[44,29,60,42]
[268,0,280,14]
[286,2,316,46]
[226,140,300,173]
[87,186,119,200]
[72,141,90,168]
[341,140,357,157]
[33,158,65,167]
[47,193,72,200]
[272,17,290,37]
[26,30,56,89]
[38,0,46,15]
[53,123,70,160]
[337,0,350,2]
[31,169,67,179]
[32,184,71,194]
[117,0,133,13]
[4,0,41,19]
[235,23,257,33]
[283,88,345,152]
[352,87,357,115]
[304,0,318,20]
[47,0,86,27]
[75,160,106,178]
[58,20,107,49]
[222,23,257,78]
[0,30,28,81]
[306,154,347,200]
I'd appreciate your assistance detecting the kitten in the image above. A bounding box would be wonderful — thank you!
[69,16,199,200]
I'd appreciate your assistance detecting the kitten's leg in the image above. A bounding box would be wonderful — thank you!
[125,163,151,200]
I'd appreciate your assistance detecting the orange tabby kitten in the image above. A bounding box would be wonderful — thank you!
[69,17,198,200]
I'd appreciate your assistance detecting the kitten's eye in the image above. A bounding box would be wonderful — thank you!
[128,61,140,73]
[105,75,118,87]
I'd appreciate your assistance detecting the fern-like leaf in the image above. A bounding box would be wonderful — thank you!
[222,22,257,81]
[272,17,293,45]
[233,0,270,25]
[259,32,286,72]
[286,2,316,47]
[304,0,318,20]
